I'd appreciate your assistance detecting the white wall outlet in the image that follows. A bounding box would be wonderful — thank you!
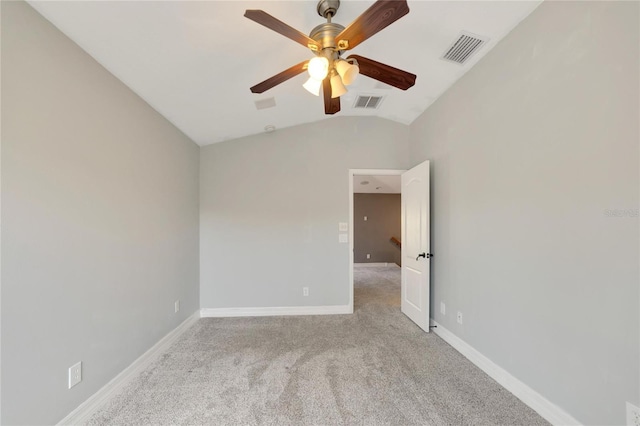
[364,216,368,221]
[366,254,371,259]
[440,302,446,315]
[457,311,463,324]
[303,287,309,297]
[627,402,640,426]
[339,222,348,232]
[174,300,180,313]
[338,233,348,243]
[68,362,82,389]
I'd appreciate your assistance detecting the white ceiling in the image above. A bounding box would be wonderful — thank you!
[28,0,541,146]
[354,175,401,193]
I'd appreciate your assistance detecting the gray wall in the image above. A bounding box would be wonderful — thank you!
[409,1,639,425]
[353,194,401,265]
[1,2,200,424]
[200,117,409,308]
[3,1,637,425]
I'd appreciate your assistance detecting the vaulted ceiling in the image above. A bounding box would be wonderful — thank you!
[29,1,541,146]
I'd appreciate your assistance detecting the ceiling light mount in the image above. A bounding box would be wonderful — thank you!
[316,0,340,20]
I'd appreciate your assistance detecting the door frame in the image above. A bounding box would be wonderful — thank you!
[348,169,406,313]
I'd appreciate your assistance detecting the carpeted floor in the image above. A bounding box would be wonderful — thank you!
[86,265,548,425]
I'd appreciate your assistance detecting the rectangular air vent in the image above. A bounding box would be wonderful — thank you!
[354,95,384,109]
[441,32,488,65]
[254,97,276,110]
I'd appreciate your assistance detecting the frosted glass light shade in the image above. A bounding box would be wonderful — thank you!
[335,59,359,85]
[303,77,322,96]
[330,74,347,98]
[307,57,329,80]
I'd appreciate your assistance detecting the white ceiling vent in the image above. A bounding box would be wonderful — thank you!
[441,32,488,65]
[254,97,276,110]
[354,95,384,109]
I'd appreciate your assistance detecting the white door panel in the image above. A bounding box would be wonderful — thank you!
[405,267,422,310]
[401,160,430,332]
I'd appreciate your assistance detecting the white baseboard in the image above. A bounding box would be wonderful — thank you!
[429,320,580,426]
[200,304,352,318]
[354,262,399,267]
[57,312,200,425]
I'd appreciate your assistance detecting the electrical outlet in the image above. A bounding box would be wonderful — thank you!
[457,311,463,324]
[68,362,82,389]
[440,302,446,315]
[627,402,640,426]
[366,254,371,259]
[174,300,180,313]
[364,216,367,221]
[303,287,309,297]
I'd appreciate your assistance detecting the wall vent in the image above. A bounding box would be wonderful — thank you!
[441,32,488,65]
[254,97,276,110]
[354,95,384,109]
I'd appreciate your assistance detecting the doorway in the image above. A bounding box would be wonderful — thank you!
[349,161,431,331]
[348,169,404,313]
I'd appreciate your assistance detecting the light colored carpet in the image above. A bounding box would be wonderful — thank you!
[86,266,548,425]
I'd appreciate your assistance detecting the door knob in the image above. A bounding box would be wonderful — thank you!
[416,253,433,261]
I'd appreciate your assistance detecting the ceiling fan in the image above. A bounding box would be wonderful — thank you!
[245,0,417,115]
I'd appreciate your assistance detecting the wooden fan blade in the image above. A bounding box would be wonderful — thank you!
[347,55,416,90]
[322,77,340,114]
[250,60,309,94]
[244,10,321,51]
[335,0,409,51]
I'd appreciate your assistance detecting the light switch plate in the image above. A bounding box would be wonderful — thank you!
[338,234,348,243]
[339,222,348,232]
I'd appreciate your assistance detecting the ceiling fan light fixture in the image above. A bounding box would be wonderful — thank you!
[303,77,322,96]
[335,58,359,85]
[307,56,329,80]
[330,72,347,98]
[245,0,415,115]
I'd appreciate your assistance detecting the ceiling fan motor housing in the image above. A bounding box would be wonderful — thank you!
[309,22,345,57]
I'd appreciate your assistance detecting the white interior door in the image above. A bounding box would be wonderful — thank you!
[401,160,431,332]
